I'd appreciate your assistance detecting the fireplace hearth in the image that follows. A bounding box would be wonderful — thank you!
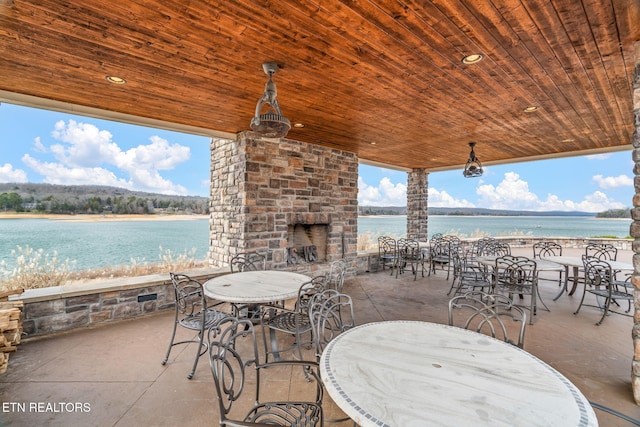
[287,223,328,265]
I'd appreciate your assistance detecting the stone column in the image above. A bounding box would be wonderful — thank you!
[632,41,640,405]
[407,168,429,241]
[209,136,247,269]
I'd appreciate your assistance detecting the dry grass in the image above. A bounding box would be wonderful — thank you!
[0,245,206,292]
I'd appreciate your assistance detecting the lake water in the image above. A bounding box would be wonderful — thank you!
[359,215,632,240]
[0,216,632,276]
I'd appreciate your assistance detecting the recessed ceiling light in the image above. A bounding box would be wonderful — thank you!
[523,106,539,112]
[461,54,484,65]
[106,76,126,85]
[293,123,305,128]
[370,142,377,145]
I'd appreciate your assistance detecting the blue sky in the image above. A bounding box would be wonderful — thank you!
[1,103,634,212]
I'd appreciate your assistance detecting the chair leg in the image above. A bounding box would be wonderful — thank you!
[596,296,612,326]
[188,324,208,380]
[269,328,282,361]
[161,319,178,366]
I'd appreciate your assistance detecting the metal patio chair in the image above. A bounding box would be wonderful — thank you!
[532,241,564,287]
[429,235,460,279]
[493,255,548,325]
[229,251,268,322]
[449,249,493,296]
[574,256,634,325]
[208,316,323,426]
[161,272,229,379]
[394,238,426,280]
[377,236,397,272]
[448,290,527,348]
[309,289,357,426]
[325,258,347,292]
[261,276,327,362]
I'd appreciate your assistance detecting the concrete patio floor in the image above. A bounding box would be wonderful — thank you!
[1,246,640,426]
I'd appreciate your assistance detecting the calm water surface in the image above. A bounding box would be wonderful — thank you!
[0,218,211,274]
[359,215,632,239]
[0,215,632,276]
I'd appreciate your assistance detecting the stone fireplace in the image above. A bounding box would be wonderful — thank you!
[209,133,358,276]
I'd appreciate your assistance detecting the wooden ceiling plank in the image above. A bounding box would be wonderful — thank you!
[404,0,602,154]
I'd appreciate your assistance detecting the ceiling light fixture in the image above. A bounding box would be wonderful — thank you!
[250,62,291,138]
[463,142,483,178]
[523,106,539,112]
[461,54,485,65]
[105,76,126,85]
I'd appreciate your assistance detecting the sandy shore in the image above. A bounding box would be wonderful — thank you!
[0,213,208,222]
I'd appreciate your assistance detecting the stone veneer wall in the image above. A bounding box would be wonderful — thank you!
[632,40,640,404]
[209,132,359,275]
[18,270,226,337]
[407,169,429,241]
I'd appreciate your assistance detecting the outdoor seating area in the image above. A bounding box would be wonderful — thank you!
[0,244,638,426]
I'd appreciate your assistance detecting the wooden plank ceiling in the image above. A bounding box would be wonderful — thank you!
[1,0,639,171]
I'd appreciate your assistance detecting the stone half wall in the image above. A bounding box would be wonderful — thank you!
[209,133,359,276]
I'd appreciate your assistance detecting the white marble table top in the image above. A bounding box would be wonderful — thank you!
[541,255,633,271]
[203,270,310,303]
[476,255,563,271]
[320,321,597,427]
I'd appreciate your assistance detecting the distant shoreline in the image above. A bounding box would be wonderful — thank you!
[0,213,208,222]
[357,214,629,220]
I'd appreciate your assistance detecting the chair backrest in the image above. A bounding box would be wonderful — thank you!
[295,276,328,314]
[397,238,421,258]
[230,252,266,272]
[494,255,537,290]
[585,243,617,261]
[430,236,455,257]
[169,272,206,317]
[326,259,347,292]
[208,316,257,423]
[532,241,562,258]
[309,290,356,359]
[208,316,323,425]
[378,236,396,254]
[448,291,527,348]
[582,255,613,287]
[481,241,511,256]
[474,237,496,256]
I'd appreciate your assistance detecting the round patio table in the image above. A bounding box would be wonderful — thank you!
[203,270,310,303]
[320,321,597,427]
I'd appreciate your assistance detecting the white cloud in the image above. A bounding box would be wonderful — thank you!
[592,174,633,189]
[32,137,47,153]
[50,120,121,167]
[476,172,539,210]
[0,163,28,183]
[427,188,475,208]
[586,153,612,160]
[23,120,192,195]
[476,172,626,212]
[22,154,130,188]
[358,176,406,206]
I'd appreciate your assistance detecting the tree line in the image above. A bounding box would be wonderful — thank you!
[0,184,209,215]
